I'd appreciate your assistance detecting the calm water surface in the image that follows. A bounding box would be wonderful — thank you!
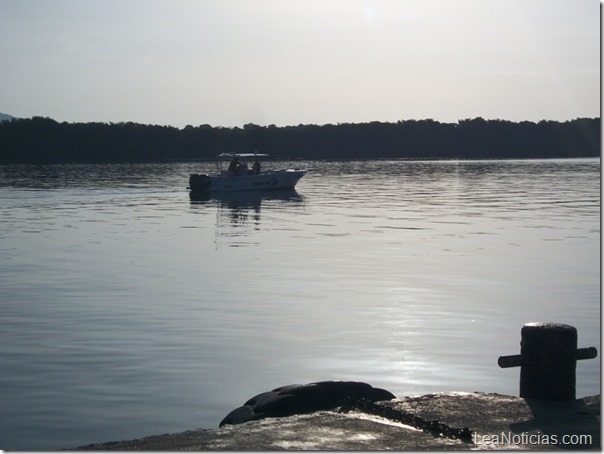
[0,159,600,450]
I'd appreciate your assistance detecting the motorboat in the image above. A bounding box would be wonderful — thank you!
[188,153,307,193]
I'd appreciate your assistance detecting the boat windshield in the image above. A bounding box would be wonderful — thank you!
[217,153,269,174]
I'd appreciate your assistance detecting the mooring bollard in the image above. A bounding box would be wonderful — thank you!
[498,322,597,401]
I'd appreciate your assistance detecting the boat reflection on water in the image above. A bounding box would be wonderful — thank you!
[190,189,305,247]
[190,187,303,205]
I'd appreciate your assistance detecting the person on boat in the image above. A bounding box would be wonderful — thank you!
[252,159,261,174]
[228,157,241,175]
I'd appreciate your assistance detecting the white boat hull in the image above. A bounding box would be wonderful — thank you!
[189,169,306,193]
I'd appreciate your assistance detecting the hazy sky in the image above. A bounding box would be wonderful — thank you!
[0,0,599,127]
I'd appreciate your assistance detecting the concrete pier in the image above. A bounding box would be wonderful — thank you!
[76,392,600,450]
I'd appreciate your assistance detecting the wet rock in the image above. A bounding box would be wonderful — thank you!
[219,381,395,427]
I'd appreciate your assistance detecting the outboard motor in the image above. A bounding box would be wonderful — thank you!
[189,173,211,192]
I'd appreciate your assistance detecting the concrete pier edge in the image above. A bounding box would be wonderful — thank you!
[74,391,600,451]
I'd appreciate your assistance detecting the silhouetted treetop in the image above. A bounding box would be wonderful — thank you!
[0,116,599,163]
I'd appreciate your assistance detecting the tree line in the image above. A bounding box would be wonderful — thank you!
[0,116,599,163]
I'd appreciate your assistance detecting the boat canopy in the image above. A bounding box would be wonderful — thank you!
[218,152,269,158]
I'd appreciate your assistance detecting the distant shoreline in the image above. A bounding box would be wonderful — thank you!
[0,116,599,163]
